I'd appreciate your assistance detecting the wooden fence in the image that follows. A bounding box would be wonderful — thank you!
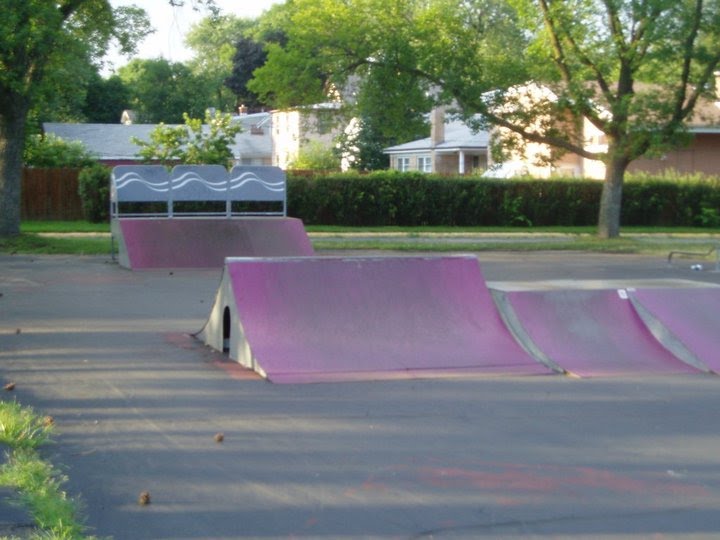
[21,168,85,221]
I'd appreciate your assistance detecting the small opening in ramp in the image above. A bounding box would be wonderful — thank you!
[222,306,231,354]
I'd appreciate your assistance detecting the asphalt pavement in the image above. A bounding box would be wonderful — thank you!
[2,249,720,539]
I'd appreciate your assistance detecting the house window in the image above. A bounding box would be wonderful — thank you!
[397,157,410,172]
[418,156,432,173]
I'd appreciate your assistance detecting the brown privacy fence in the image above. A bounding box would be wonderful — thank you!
[21,168,85,221]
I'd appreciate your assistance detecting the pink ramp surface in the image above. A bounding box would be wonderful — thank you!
[504,289,699,377]
[226,256,550,383]
[118,217,313,269]
[632,288,720,373]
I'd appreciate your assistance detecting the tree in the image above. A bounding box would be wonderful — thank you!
[82,72,131,123]
[185,14,256,112]
[118,58,211,123]
[249,0,720,237]
[133,111,242,167]
[0,0,151,237]
[225,36,268,111]
[343,62,431,170]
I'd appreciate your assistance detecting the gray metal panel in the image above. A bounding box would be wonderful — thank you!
[170,165,229,202]
[111,165,170,203]
[228,166,285,202]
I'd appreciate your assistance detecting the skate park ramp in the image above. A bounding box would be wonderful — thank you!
[199,255,553,383]
[630,287,720,373]
[114,217,314,269]
[498,289,704,377]
[111,164,314,269]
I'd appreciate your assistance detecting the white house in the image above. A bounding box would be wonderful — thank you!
[384,108,490,175]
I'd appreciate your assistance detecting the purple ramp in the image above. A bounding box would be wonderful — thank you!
[117,217,313,269]
[220,256,549,383]
[504,289,699,377]
[631,288,720,373]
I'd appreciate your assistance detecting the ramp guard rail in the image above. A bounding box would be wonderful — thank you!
[110,164,287,218]
[667,243,720,271]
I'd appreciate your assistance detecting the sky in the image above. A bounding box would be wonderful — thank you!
[105,0,282,73]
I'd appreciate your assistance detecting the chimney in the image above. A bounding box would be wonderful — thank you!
[715,72,720,101]
[238,104,248,116]
[430,107,445,146]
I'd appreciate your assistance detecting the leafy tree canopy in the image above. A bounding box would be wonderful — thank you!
[185,14,256,112]
[249,0,720,237]
[118,58,211,123]
[0,0,153,236]
[133,110,242,167]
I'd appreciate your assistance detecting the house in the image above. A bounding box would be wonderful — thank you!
[270,103,346,170]
[488,81,720,179]
[383,108,490,175]
[43,111,273,167]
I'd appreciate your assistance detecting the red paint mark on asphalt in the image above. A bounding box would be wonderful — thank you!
[414,462,709,497]
[163,332,262,380]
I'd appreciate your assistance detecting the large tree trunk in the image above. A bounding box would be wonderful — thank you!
[597,152,629,239]
[0,101,28,237]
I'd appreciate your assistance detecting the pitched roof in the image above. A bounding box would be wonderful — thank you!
[384,117,489,154]
[44,112,272,161]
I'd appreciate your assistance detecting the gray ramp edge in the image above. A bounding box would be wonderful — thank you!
[490,289,566,375]
[628,292,713,374]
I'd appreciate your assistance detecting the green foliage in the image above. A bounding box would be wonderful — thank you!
[133,111,242,167]
[250,0,720,238]
[0,448,89,538]
[0,402,53,450]
[81,72,130,123]
[225,35,268,110]
[23,134,96,168]
[287,172,720,228]
[118,58,211,123]
[0,1,152,236]
[77,163,111,223]
[186,14,257,111]
[289,141,340,171]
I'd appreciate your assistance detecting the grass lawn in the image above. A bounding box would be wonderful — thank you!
[0,400,95,539]
[2,221,720,256]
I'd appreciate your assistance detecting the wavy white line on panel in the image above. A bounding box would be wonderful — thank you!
[228,172,284,193]
[114,173,170,192]
[171,172,228,192]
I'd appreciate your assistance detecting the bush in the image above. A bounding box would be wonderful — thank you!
[286,171,720,227]
[78,163,111,223]
[24,134,96,168]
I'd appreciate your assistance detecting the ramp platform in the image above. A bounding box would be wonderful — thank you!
[500,289,702,377]
[199,256,551,383]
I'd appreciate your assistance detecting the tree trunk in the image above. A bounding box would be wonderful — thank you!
[597,152,629,239]
[0,101,28,237]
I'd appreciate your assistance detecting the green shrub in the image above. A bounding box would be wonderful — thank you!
[286,171,720,227]
[78,163,111,223]
[24,133,96,168]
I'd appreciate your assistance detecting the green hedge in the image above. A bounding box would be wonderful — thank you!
[286,171,720,227]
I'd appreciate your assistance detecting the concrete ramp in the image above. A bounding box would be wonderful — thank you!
[199,256,551,383]
[114,217,314,269]
[500,289,701,377]
[630,288,720,373]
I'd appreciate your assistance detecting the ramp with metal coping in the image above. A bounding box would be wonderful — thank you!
[498,288,704,377]
[199,255,552,383]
